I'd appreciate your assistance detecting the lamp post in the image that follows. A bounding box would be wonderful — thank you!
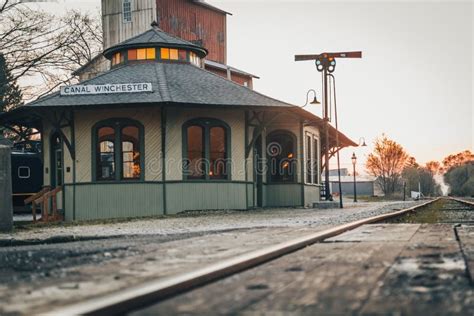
[351,152,357,202]
[294,51,362,202]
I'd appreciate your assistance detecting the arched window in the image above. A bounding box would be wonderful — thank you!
[266,131,297,183]
[183,118,230,180]
[93,119,144,181]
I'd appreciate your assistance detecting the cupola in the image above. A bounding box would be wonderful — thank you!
[103,22,208,68]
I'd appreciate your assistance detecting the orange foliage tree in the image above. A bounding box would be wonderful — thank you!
[366,135,409,195]
[425,161,441,174]
[441,150,474,173]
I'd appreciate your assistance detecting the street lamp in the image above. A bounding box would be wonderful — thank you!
[351,152,357,202]
[358,137,367,147]
[302,89,321,108]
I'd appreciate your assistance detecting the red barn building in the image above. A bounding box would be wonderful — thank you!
[76,0,258,88]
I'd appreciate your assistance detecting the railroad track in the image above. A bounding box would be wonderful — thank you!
[51,197,469,316]
[450,196,474,207]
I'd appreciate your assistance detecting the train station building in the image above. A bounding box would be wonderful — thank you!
[0,1,356,221]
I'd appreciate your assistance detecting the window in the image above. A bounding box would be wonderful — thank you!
[313,137,319,184]
[123,0,132,23]
[112,52,123,66]
[128,48,155,61]
[305,132,320,185]
[183,119,230,180]
[179,50,187,61]
[18,166,30,179]
[128,49,137,60]
[146,48,156,59]
[137,48,146,60]
[97,127,116,180]
[186,126,204,179]
[169,49,179,60]
[189,52,200,66]
[266,131,296,183]
[160,48,169,59]
[209,126,227,179]
[121,126,140,179]
[306,134,312,183]
[160,48,180,60]
[93,119,144,181]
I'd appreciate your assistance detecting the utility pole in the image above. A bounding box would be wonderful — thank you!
[295,51,362,201]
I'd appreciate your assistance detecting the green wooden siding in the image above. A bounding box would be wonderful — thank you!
[304,185,321,207]
[165,182,247,214]
[265,184,302,207]
[246,183,254,208]
[64,183,164,221]
[65,182,250,220]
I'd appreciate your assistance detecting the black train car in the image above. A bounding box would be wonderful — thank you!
[11,141,43,208]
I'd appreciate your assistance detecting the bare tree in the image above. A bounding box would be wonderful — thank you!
[0,1,102,101]
[366,135,409,196]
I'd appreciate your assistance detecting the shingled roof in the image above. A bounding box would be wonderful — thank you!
[18,62,293,109]
[103,27,208,59]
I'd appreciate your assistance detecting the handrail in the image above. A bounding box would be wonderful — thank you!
[24,186,51,222]
[25,186,63,223]
[24,186,50,205]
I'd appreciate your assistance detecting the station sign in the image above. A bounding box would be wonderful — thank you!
[60,83,153,96]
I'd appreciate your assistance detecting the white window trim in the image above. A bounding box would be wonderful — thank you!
[304,132,321,185]
[18,166,31,179]
[313,135,320,185]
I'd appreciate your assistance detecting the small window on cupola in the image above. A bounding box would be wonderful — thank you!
[112,52,123,66]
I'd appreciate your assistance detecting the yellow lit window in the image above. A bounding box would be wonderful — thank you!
[161,48,170,59]
[146,48,156,59]
[170,49,178,60]
[137,48,147,60]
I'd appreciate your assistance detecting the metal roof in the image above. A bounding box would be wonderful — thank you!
[103,27,208,59]
[204,60,260,79]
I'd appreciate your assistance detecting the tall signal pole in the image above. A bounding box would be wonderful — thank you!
[295,51,362,201]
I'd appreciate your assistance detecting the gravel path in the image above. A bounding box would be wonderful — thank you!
[1,200,420,243]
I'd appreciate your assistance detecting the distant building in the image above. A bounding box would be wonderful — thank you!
[328,169,377,196]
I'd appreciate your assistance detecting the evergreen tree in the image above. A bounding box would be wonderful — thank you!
[0,53,23,112]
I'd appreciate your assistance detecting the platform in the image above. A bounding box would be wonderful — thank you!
[135,223,474,315]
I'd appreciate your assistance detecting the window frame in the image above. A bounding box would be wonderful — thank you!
[304,131,320,185]
[266,130,297,184]
[122,0,132,23]
[92,118,145,182]
[18,166,31,179]
[182,118,231,181]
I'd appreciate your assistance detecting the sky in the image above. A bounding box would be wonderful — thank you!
[25,0,474,172]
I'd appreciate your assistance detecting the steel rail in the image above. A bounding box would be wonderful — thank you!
[449,196,474,208]
[49,198,440,316]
